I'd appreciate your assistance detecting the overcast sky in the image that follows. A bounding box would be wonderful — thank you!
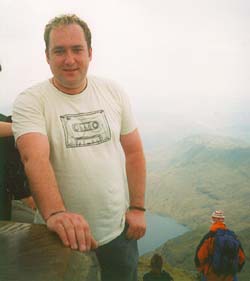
[0,0,249,130]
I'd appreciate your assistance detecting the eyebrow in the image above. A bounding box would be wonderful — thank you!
[51,45,84,51]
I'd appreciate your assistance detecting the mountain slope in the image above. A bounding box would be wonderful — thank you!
[153,226,250,281]
[144,134,250,281]
[146,135,250,231]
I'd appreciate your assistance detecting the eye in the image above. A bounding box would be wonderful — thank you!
[53,48,65,55]
[72,47,84,53]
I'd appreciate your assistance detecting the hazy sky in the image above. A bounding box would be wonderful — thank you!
[0,0,249,130]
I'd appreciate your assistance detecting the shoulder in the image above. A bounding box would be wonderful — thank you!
[21,80,51,95]
[143,272,152,280]
[88,75,120,88]
[14,80,51,104]
[225,229,237,237]
[198,231,214,246]
[195,231,214,259]
[162,270,173,280]
[88,75,127,100]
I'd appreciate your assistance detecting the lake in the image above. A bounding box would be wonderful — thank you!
[138,211,189,256]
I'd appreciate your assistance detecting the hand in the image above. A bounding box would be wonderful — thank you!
[125,209,146,240]
[46,211,98,252]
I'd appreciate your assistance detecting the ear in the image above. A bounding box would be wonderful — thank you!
[88,48,92,61]
[45,49,50,64]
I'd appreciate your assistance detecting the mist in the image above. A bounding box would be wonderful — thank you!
[1,0,249,137]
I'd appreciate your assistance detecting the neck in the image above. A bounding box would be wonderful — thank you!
[51,78,87,95]
[151,269,162,275]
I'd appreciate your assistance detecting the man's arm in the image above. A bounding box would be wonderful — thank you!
[17,133,97,251]
[0,121,12,137]
[120,128,146,240]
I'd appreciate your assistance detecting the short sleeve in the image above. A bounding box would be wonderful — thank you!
[107,80,137,135]
[12,89,47,141]
[120,89,137,135]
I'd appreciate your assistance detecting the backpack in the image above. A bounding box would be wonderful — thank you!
[211,229,240,276]
[1,115,31,200]
[4,135,31,200]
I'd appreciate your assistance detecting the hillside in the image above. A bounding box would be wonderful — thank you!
[143,134,250,280]
[150,226,250,281]
[146,134,250,231]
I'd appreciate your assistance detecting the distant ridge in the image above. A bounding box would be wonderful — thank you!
[179,134,250,149]
[146,134,250,230]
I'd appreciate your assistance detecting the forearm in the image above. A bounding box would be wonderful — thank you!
[23,157,65,220]
[22,153,97,251]
[126,150,146,207]
[0,121,12,137]
[120,129,147,239]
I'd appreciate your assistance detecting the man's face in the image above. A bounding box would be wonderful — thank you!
[46,24,92,94]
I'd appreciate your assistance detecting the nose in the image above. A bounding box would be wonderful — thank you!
[64,50,75,65]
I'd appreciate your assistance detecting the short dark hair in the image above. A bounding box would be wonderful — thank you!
[150,254,163,270]
[44,14,92,50]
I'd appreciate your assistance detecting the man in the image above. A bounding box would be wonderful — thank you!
[143,254,174,281]
[12,14,146,281]
[194,210,245,281]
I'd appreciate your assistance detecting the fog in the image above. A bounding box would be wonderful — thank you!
[1,0,249,134]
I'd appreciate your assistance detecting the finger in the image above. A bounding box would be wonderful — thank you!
[83,226,92,251]
[52,223,70,247]
[74,216,94,252]
[63,219,78,250]
[78,216,92,251]
[126,225,135,240]
[127,225,146,240]
[138,228,146,239]
[131,231,141,240]
[74,221,87,252]
[136,231,145,240]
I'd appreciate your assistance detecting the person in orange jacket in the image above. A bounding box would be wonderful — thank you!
[194,210,245,281]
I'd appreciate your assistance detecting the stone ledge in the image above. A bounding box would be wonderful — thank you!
[0,221,100,281]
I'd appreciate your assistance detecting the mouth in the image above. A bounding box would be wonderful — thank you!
[63,68,78,72]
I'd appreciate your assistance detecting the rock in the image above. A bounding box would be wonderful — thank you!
[0,221,100,281]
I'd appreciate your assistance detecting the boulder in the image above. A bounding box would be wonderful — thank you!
[0,221,100,281]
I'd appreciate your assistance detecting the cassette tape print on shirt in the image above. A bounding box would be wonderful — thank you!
[60,110,111,148]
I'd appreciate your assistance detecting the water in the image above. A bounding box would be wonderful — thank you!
[138,212,189,256]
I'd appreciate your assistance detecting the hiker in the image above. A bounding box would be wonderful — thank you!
[0,119,36,222]
[143,254,174,281]
[12,14,146,281]
[194,210,245,281]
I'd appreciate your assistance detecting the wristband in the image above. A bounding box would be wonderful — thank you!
[45,210,66,222]
[129,206,146,212]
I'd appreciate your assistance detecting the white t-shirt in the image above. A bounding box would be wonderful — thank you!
[12,75,137,245]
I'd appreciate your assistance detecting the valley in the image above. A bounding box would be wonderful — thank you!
[140,133,250,280]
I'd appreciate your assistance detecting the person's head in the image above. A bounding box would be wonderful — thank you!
[44,14,92,51]
[211,210,225,224]
[150,254,163,273]
[44,14,92,94]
